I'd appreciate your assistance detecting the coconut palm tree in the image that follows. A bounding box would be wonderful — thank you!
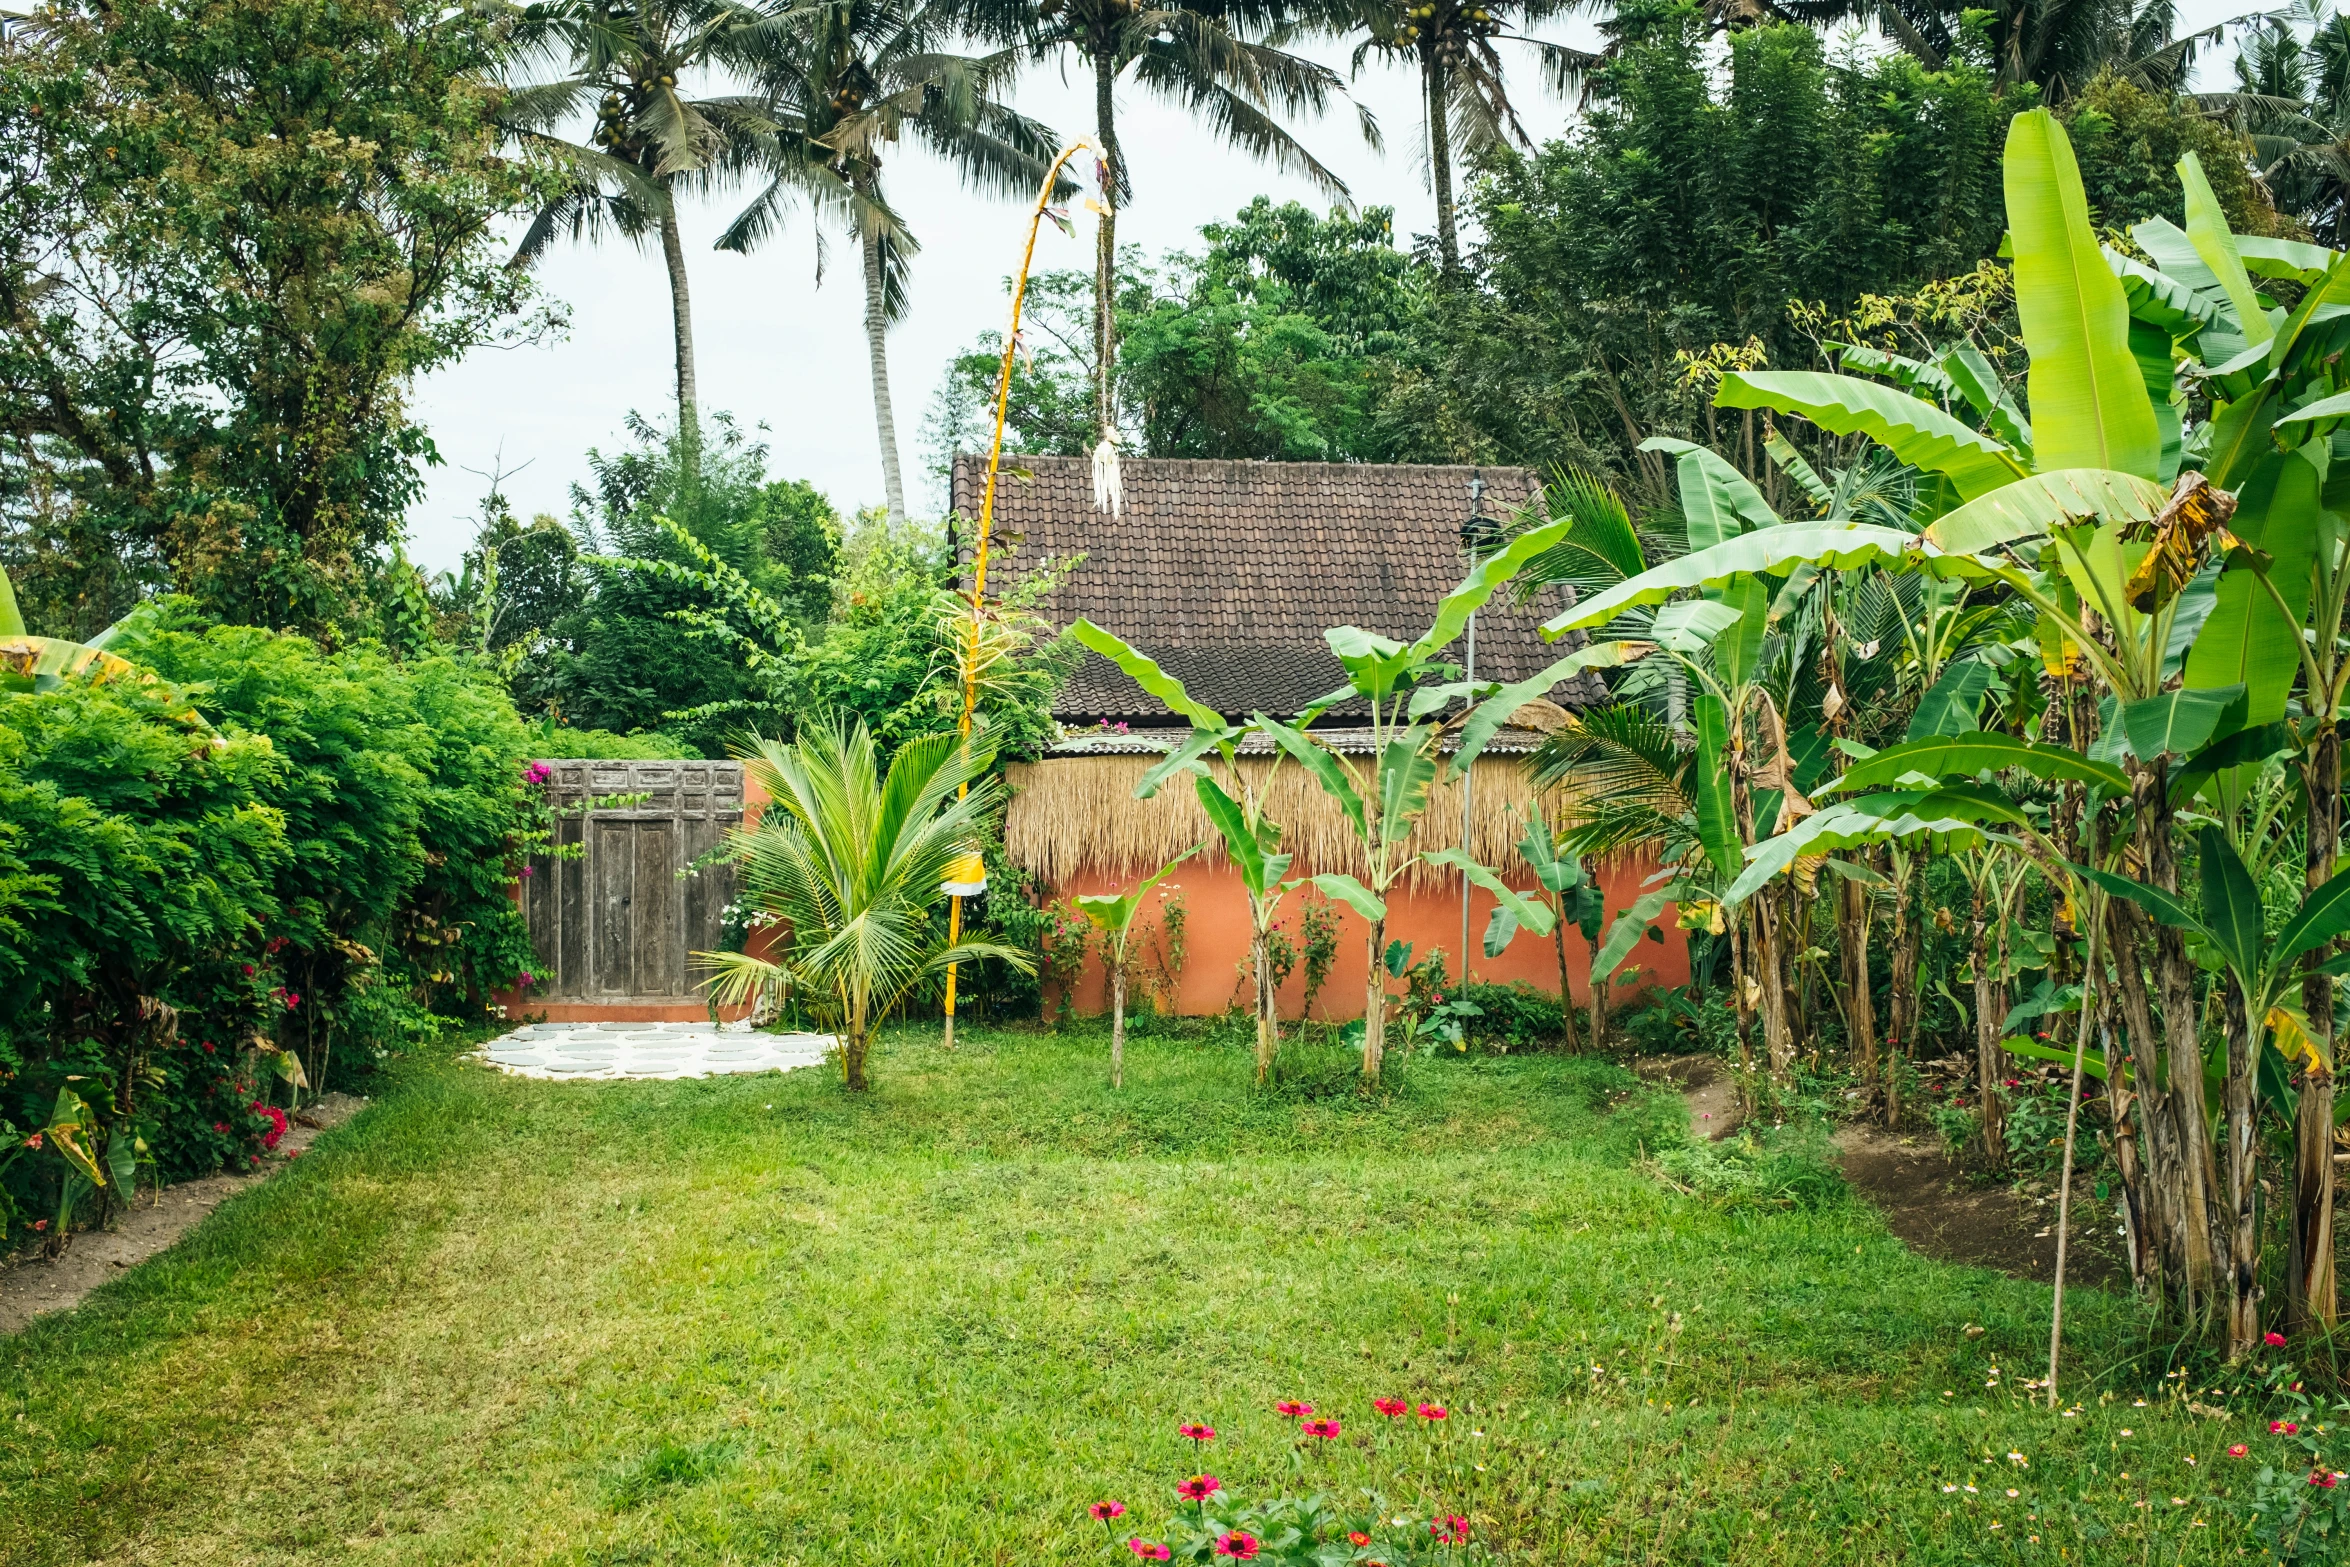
[953,0,1363,448]
[715,0,1070,523]
[2204,0,2350,243]
[698,715,1031,1090]
[1316,0,1596,275]
[502,0,769,429]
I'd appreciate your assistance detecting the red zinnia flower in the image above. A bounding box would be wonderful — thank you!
[1373,1398,1408,1418]
[1429,1515,1470,1544]
[1418,1403,1448,1421]
[2267,1331,2288,1347]
[1091,1501,1126,1521]
[22,1132,39,1150]
[1127,1542,1171,1562]
[1348,1532,1371,1546]
[1275,1400,1314,1417]
[1177,1475,1222,1502]
[2275,1421,2301,1435]
[1179,1422,1217,1442]
[32,1219,47,1231]
[1302,1418,1342,1439]
[1215,1531,1260,1560]
[2316,1471,2341,1489]
[2229,1444,2250,1458]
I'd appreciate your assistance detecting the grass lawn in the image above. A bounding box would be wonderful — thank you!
[0,1022,2287,1564]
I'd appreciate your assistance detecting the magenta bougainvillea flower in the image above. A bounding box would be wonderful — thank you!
[1372,1398,1407,1418]
[1214,1530,1260,1560]
[1274,1401,1313,1418]
[1418,1403,1448,1421]
[1176,1475,1222,1502]
[1301,1418,1341,1439]
[1126,1542,1170,1562]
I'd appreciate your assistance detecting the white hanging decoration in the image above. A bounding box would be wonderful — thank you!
[1091,430,1123,515]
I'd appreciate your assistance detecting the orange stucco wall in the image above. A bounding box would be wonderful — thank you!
[1049,857,1687,1020]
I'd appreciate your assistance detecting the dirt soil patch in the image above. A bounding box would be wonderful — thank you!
[0,1091,365,1337]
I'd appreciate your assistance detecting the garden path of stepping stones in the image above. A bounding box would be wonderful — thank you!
[476,1021,835,1081]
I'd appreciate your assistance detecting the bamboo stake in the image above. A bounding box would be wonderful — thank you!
[2047,891,2105,1409]
[941,141,1094,1050]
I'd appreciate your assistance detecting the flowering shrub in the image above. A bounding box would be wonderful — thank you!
[2233,1357,2350,1563]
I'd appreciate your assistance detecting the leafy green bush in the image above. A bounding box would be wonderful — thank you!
[1649,1119,1848,1212]
[1455,980,1566,1050]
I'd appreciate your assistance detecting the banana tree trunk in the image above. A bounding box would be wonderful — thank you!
[1839,859,1877,1086]
[2293,722,2341,1335]
[1971,879,2007,1168]
[2222,971,2262,1357]
[859,209,907,526]
[1092,47,1123,440]
[1111,947,1128,1090]
[1552,907,1580,1053]
[1362,916,1387,1082]
[1253,918,1279,1084]
[658,200,698,432]
[1886,868,1919,1128]
[1425,49,1458,274]
[1759,889,1794,1079]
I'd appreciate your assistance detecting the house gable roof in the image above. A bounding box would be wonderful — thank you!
[949,454,1600,728]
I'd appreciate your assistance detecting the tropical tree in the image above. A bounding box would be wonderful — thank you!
[699,715,1031,1089]
[952,0,1360,451]
[502,0,767,428]
[1073,847,1197,1086]
[717,0,1069,522]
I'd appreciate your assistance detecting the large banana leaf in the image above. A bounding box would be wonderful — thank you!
[2274,387,2350,438]
[1448,640,1655,777]
[1903,660,1992,740]
[1073,846,1199,936]
[1692,691,1739,879]
[1642,438,1781,548]
[2238,233,2340,285]
[1311,871,1385,922]
[2178,152,2274,349]
[1921,468,2168,554]
[1714,371,2027,499]
[0,634,142,694]
[2119,683,2247,758]
[1378,735,1436,845]
[1070,619,1228,731]
[1712,574,1769,689]
[2107,248,2222,336]
[2276,862,2350,966]
[1542,525,1971,637]
[1197,775,1291,899]
[1257,713,1366,842]
[2197,824,2266,984]
[1941,342,2034,457]
[0,564,22,638]
[2004,109,2161,479]
[1724,790,2022,904]
[2184,448,2319,724]
[1592,884,1677,991]
[1405,515,1577,665]
[1424,849,1556,940]
[1822,733,2130,796]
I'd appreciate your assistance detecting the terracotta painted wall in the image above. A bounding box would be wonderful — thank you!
[1049,857,1688,1020]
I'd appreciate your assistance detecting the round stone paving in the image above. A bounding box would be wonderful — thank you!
[473,1021,834,1081]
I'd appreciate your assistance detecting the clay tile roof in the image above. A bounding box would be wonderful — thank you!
[950,454,1602,728]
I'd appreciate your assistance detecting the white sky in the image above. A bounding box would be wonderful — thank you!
[401,0,2254,571]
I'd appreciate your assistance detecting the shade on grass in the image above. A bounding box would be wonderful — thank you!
[0,1026,2270,1563]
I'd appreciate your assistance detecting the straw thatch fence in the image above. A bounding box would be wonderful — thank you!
[1004,754,1567,890]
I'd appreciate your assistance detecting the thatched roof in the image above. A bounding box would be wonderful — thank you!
[950,455,1606,727]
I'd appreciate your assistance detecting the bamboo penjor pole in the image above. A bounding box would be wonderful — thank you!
[941,139,1095,1050]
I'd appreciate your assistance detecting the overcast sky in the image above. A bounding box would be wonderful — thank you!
[400,0,2256,571]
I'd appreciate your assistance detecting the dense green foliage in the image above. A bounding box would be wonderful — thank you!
[0,605,541,1242]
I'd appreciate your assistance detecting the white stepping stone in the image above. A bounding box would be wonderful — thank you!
[474,1021,835,1081]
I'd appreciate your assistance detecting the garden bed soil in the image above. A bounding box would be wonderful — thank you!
[1648,1054,2124,1289]
[0,1091,364,1337]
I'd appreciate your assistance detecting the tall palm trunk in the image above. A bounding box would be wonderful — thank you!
[658,200,699,431]
[1092,46,1123,441]
[2293,724,2341,1335]
[1424,50,1458,275]
[858,202,908,525]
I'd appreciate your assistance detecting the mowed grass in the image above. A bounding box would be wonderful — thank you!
[0,1024,2276,1564]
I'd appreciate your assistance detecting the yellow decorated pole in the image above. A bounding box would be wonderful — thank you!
[942,139,1095,1051]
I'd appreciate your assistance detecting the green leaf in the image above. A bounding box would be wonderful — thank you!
[1904,660,1993,741]
[1197,776,1286,898]
[2184,448,2320,725]
[1426,848,1557,940]
[1312,872,1386,923]
[2197,824,2266,982]
[1378,735,1437,846]
[1836,340,1959,400]
[1518,811,1582,894]
[1693,692,1740,879]
[1921,468,2169,555]
[1449,641,1655,777]
[2004,109,2162,478]
[2273,388,2350,439]
[1070,620,1227,731]
[0,566,22,639]
[1715,371,2028,499]
[1640,437,1781,548]
[1133,726,1227,800]
[1406,516,1576,665]
[2107,247,2223,336]
[1256,713,1367,844]
[104,1130,135,1192]
[1724,790,2025,904]
[1544,525,1975,636]
[2167,722,2289,807]
[1592,886,1676,990]
[2238,233,2338,285]
[2004,1035,2110,1082]
[2179,152,2274,349]
[1823,733,2130,796]
[1651,598,1742,652]
[1712,573,1769,690]
[1941,341,2034,458]
[1764,429,1835,514]
[2074,862,2210,941]
[2275,863,2350,967]
[1482,904,1520,959]
[1324,625,1415,700]
[2120,684,2247,759]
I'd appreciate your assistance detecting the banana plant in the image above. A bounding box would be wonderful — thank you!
[1512,806,1600,1052]
[1073,847,1198,1089]
[0,565,141,693]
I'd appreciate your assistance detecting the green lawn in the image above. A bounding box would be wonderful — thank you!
[0,1024,2284,1564]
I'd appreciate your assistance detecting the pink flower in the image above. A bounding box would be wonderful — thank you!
[1418,1403,1448,1421]
[202,1041,216,1054]
[32,1219,47,1232]
[1091,1501,1126,1522]
[21,1132,39,1150]
[213,1122,229,1134]
[2229,1444,2250,1458]
[1179,1422,1217,1443]
[1373,1398,1408,1418]
[519,865,534,878]
[1302,1418,1341,1439]
[1348,1532,1371,1547]
[2267,1331,2288,1347]
[1127,1542,1170,1562]
[1215,1531,1260,1560]
[517,971,536,987]
[1177,1475,1222,1502]
[241,964,255,977]
[1275,1400,1314,1417]
[1430,1515,1471,1545]
[2316,1471,2341,1489]
[2275,1421,2301,1435]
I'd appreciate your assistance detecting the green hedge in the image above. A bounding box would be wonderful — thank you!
[0,602,541,1241]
